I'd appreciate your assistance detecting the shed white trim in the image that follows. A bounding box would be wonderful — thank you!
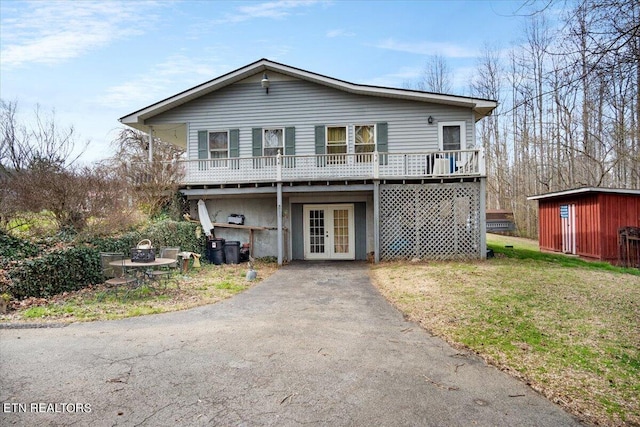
[527,187,640,201]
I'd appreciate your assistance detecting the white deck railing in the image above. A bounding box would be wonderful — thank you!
[179,149,484,185]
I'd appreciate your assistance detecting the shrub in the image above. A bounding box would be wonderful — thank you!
[0,230,42,261]
[7,246,102,299]
[3,219,206,300]
[88,220,205,255]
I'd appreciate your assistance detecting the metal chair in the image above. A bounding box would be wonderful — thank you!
[146,247,180,288]
[100,252,137,296]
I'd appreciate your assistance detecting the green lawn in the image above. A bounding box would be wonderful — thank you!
[370,238,640,426]
[486,233,539,251]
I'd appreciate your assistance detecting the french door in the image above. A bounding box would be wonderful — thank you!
[303,204,355,260]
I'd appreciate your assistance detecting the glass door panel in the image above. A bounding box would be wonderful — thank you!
[333,209,350,254]
[308,209,325,254]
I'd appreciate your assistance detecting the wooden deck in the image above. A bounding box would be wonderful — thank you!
[179,149,485,185]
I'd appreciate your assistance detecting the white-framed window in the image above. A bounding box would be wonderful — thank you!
[263,128,284,156]
[209,131,228,159]
[354,124,375,162]
[438,121,466,151]
[326,126,347,164]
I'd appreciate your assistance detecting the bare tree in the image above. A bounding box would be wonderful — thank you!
[0,100,85,174]
[483,0,639,238]
[471,45,510,211]
[109,128,185,218]
[0,100,120,233]
[405,54,453,93]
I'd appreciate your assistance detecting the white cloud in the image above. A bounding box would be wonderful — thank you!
[217,0,322,24]
[326,29,355,38]
[98,55,221,110]
[375,38,478,58]
[0,1,161,69]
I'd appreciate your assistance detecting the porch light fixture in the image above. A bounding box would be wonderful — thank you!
[428,115,434,124]
[261,73,270,94]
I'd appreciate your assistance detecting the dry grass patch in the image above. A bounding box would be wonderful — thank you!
[370,259,640,426]
[1,260,278,324]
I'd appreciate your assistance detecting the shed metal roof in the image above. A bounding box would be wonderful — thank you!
[527,187,640,201]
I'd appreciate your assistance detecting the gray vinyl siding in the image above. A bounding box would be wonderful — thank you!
[147,74,474,160]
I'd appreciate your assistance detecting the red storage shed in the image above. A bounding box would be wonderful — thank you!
[528,188,640,264]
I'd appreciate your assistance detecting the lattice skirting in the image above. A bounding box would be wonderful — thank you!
[380,183,482,260]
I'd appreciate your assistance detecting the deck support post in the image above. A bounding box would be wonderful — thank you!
[480,177,487,259]
[373,180,380,263]
[147,126,153,163]
[276,151,282,181]
[373,151,379,179]
[277,182,283,266]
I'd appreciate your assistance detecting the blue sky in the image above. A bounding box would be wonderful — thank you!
[1,0,534,164]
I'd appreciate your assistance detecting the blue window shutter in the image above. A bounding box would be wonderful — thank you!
[229,129,239,157]
[197,131,208,159]
[285,127,295,155]
[315,125,326,167]
[314,125,325,154]
[252,128,262,168]
[252,128,262,157]
[377,122,388,165]
[285,127,295,168]
[198,130,208,171]
[229,129,240,169]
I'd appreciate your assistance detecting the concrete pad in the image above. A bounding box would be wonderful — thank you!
[0,262,583,426]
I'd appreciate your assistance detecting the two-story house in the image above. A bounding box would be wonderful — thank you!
[120,59,497,264]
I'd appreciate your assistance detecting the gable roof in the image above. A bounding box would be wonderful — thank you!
[528,187,640,201]
[120,58,498,128]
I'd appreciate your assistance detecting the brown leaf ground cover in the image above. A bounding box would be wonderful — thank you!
[369,238,639,427]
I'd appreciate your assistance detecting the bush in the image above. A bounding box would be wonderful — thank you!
[7,247,102,299]
[88,220,205,255]
[2,220,206,300]
[0,230,42,261]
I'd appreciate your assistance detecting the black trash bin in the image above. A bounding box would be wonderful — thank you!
[207,238,225,265]
[223,241,241,264]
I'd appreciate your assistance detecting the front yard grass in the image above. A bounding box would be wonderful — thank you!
[1,260,278,324]
[370,237,640,426]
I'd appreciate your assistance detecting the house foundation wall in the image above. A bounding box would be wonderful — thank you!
[192,191,373,261]
[192,182,483,262]
[192,197,281,259]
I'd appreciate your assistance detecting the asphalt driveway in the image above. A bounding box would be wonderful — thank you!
[0,262,582,426]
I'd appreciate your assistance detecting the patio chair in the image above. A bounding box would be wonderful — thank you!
[146,247,180,289]
[100,252,137,296]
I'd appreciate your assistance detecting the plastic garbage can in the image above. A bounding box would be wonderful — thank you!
[223,241,241,264]
[207,238,225,265]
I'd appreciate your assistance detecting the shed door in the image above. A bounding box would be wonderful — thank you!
[561,204,576,254]
[303,204,355,260]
